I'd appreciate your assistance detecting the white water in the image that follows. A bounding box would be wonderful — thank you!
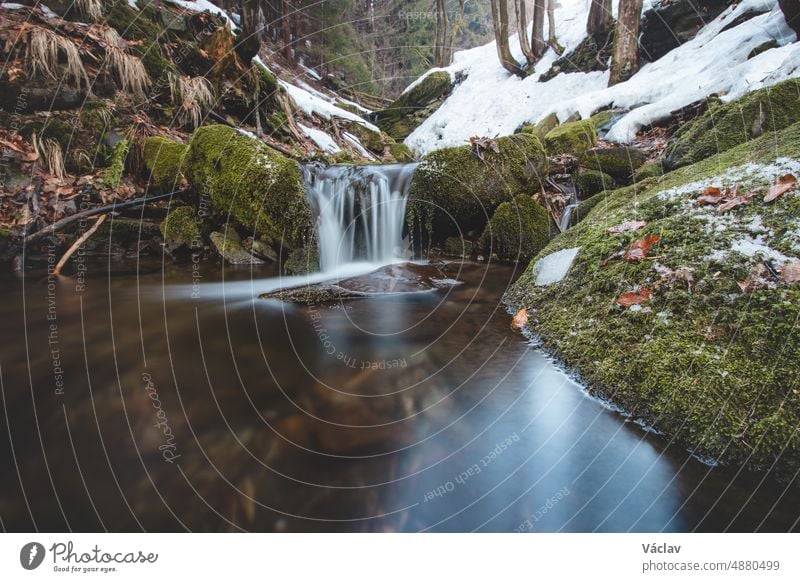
[303,164,417,272]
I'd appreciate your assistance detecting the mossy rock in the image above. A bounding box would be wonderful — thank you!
[388,142,415,163]
[480,195,553,263]
[504,120,800,483]
[634,159,666,182]
[575,169,613,198]
[102,139,129,188]
[210,230,264,265]
[374,71,453,140]
[283,245,320,275]
[143,137,188,191]
[408,133,548,241]
[544,119,598,156]
[444,236,473,258]
[160,206,200,250]
[186,125,311,248]
[540,30,613,82]
[578,146,647,181]
[521,112,560,142]
[665,78,800,169]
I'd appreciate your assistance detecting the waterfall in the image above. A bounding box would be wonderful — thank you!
[303,163,417,272]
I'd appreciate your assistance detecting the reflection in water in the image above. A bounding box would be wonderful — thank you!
[0,260,797,532]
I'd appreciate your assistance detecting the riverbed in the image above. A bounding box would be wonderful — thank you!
[0,259,797,532]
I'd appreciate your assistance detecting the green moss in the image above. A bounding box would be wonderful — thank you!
[408,133,548,241]
[504,121,800,482]
[480,195,553,263]
[665,78,800,169]
[575,169,614,198]
[444,236,473,258]
[520,112,560,142]
[284,245,320,275]
[388,142,415,163]
[143,136,188,190]
[544,119,598,155]
[747,40,779,60]
[588,109,617,134]
[186,125,311,248]
[102,139,129,188]
[107,0,177,84]
[375,71,453,140]
[210,229,264,264]
[634,159,666,182]
[578,146,647,181]
[160,206,200,249]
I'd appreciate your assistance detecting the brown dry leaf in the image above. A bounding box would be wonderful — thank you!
[697,186,724,205]
[624,234,661,261]
[617,288,652,307]
[511,308,528,331]
[718,189,757,213]
[764,174,797,203]
[781,261,800,284]
[607,220,646,234]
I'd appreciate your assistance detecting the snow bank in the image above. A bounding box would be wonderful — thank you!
[406,0,799,154]
[533,247,581,285]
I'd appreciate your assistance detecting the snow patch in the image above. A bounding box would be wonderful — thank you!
[165,0,238,31]
[298,123,340,154]
[533,247,581,285]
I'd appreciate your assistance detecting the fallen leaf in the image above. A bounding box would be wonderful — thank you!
[617,288,652,307]
[607,220,646,234]
[696,186,724,205]
[781,261,800,284]
[624,234,661,261]
[718,189,757,212]
[511,308,528,331]
[764,174,797,203]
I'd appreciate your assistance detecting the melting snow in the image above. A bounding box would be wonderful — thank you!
[165,0,239,31]
[298,123,340,154]
[405,0,799,154]
[533,247,581,285]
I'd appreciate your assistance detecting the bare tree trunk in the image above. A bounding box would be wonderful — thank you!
[514,0,536,66]
[609,0,643,86]
[778,0,800,35]
[238,0,262,62]
[445,0,467,64]
[546,0,564,55]
[587,0,614,34]
[281,0,293,61]
[531,0,546,59]
[434,0,450,67]
[490,0,526,77]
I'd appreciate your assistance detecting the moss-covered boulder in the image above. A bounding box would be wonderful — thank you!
[444,236,473,258]
[575,169,613,198]
[480,195,553,263]
[144,137,188,191]
[186,125,311,248]
[578,146,647,181]
[544,119,598,155]
[520,112,560,142]
[408,133,548,240]
[665,78,800,169]
[160,206,200,250]
[374,71,454,140]
[210,230,264,265]
[283,245,320,275]
[634,159,666,182]
[505,120,800,483]
[388,142,415,163]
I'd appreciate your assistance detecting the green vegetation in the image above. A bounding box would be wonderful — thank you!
[544,119,598,155]
[408,133,548,241]
[578,146,647,181]
[444,236,474,258]
[505,121,800,481]
[375,71,454,140]
[186,125,311,249]
[102,139,129,188]
[480,195,553,263]
[143,137,188,190]
[665,78,800,169]
[160,206,200,249]
[575,169,614,198]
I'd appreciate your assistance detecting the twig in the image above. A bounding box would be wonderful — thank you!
[52,214,107,276]
[22,190,180,244]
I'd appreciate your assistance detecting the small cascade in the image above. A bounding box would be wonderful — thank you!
[303,163,417,272]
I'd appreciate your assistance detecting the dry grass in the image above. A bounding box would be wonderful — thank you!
[33,133,66,180]
[171,75,214,128]
[106,48,151,97]
[26,27,88,89]
[76,0,103,22]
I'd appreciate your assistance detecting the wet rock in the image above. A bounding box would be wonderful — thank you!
[578,146,647,181]
[210,230,264,265]
[640,0,731,64]
[374,71,454,140]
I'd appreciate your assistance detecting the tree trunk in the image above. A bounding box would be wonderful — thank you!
[514,0,536,66]
[434,0,450,67]
[609,0,643,86]
[238,0,262,62]
[587,0,614,34]
[531,0,546,59]
[779,0,800,35]
[445,0,467,64]
[491,0,526,77]
[546,0,564,55]
[281,0,293,61]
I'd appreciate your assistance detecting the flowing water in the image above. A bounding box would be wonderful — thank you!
[0,164,798,532]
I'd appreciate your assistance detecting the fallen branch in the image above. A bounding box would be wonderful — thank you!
[22,190,181,244]
[52,214,107,276]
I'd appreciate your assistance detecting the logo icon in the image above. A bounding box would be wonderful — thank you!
[20,542,45,570]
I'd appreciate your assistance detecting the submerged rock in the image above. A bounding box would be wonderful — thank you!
[260,262,460,303]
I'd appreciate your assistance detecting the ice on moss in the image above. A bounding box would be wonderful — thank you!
[533,247,580,285]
